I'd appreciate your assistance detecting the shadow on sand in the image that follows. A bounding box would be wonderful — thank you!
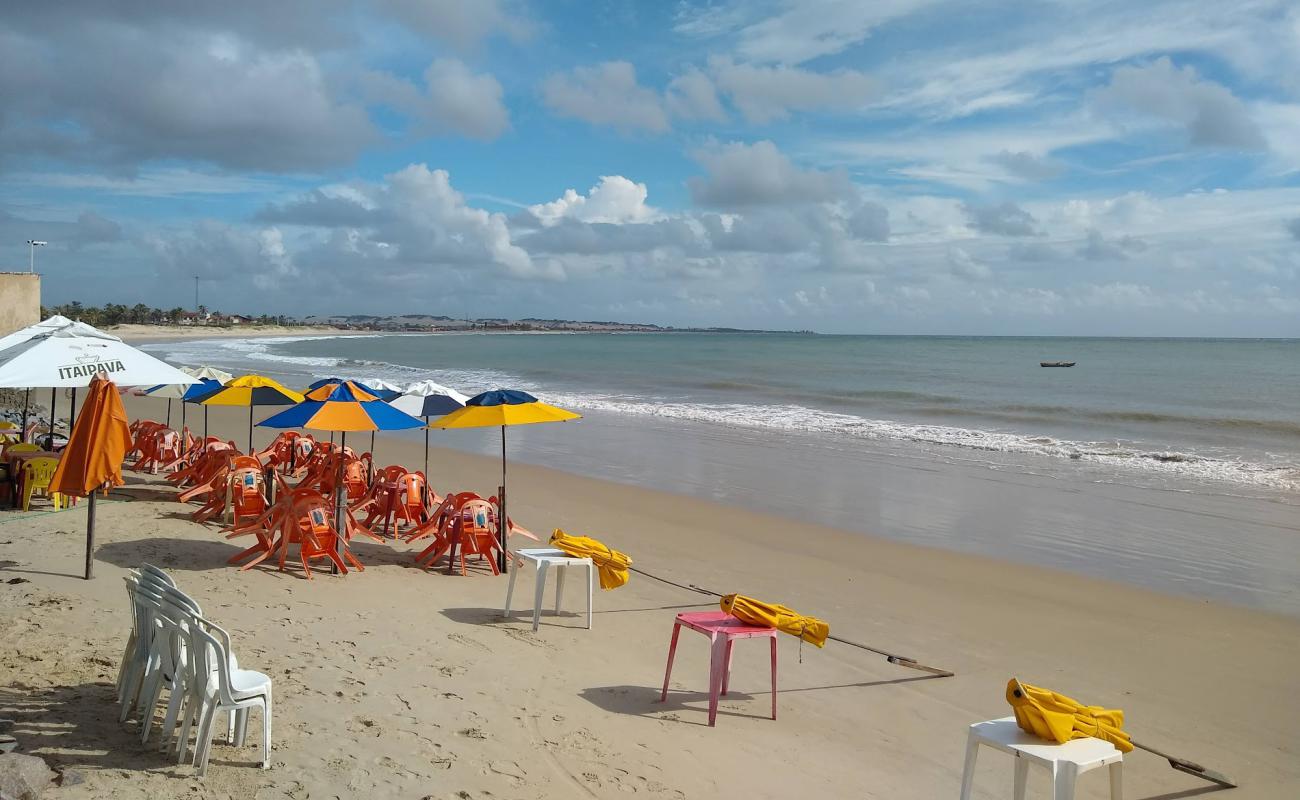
[0,681,261,776]
[579,684,760,727]
[95,537,245,572]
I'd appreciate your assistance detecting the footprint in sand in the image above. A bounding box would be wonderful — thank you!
[501,627,550,648]
[446,632,491,652]
[436,662,467,678]
[486,759,527,787]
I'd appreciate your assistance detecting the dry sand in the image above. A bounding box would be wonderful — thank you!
[1,397,1297,799]
[110,325,361,342]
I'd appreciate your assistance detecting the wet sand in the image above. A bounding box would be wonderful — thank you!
[0,397,1296,798]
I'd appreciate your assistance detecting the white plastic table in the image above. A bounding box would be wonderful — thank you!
[502,548,593,632]
[959,716,1123,800]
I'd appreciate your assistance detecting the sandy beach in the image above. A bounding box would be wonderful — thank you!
[1,396,1296,799]
[110,325,361,342]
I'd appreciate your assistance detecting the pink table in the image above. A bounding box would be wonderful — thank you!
[659,610,778,726]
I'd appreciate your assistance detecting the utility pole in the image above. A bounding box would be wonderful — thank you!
[194,275,199,313]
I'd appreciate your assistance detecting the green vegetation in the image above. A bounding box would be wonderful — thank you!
[39,302,288,327]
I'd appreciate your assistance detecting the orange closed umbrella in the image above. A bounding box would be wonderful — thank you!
[50,374,130,579]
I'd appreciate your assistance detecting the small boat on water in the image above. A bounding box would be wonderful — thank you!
[1040,361,1076,368]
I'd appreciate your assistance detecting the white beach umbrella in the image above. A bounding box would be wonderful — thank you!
[390,379,469,474]
[0,315,118,439]
[0,318,191,445]
[0,325,196,389]
[0,314,119,352]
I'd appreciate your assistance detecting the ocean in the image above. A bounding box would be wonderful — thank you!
[144,333,1300,613]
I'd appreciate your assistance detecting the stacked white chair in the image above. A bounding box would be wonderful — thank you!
[118,564,272,776]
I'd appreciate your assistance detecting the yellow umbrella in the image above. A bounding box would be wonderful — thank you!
[720,594,829,647]
[431,389,580,573]
[196,374,304,452]
[1007,678,1133,752]
[549,529,631,589]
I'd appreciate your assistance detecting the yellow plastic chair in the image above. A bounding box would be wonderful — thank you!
[5,442,40,455]
[22,457,64,511]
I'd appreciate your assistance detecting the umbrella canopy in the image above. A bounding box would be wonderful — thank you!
[1007,678,1133,752]
[390,380,470,418]
[430,389,580,573]
[199,375,304,452]
[183,377,225,402]
[0,314,118,352]
[258,380,425,432]
[720,594,829,647]
[389,379,469,475]
[202,374,304,408]
[0,324,197,388]
[143,365,234,399]
[50,374,130,496]
[362,379,404,401]
[48,374,131,580]
[549,529,631,589]
[259,381,425,574]
[182,377,226,440]
[306,377,402,401]
[432,389,580,429]
[142,366,235,432]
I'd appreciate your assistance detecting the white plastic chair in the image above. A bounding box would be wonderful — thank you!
[116,565,177,701]
[186,623,272,775]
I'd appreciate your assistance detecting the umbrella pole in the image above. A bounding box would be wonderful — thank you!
[203,406,209,440]
[21,389,29,443]
[69,387,77,432]
[181,402,187,456]
[84,488,97,580]
[369,430,375,456]
[423,425,429,477]
[333,431,347,575]
[498,425,507,574]
[49,388,57,449]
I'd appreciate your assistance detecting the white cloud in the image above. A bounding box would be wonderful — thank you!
[1091,57,1265,149]
[707,57,879,123]
[666,68,727,122]
[675,0,942,65]
[360,59,509,140]
[372,0,534,48]
[527,176,659,226]
[423,59,510,140]
[688,140,853,208]
[540,62,670,133]
[963,201,1039,236]
[948,247,992,280]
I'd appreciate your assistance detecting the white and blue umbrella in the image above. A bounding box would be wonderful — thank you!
[143,365,233,431]
[389,379,469,474]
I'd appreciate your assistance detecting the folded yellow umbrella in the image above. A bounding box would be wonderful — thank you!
[1007,678,1133,753]
[549,529,631,589]
[720,594,829,647]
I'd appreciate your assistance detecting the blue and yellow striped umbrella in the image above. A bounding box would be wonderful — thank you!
[257,381,425,433]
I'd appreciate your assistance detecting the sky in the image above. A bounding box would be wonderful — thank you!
[2,0,1298,336]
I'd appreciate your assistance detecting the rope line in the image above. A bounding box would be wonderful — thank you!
[628,565,954,677]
